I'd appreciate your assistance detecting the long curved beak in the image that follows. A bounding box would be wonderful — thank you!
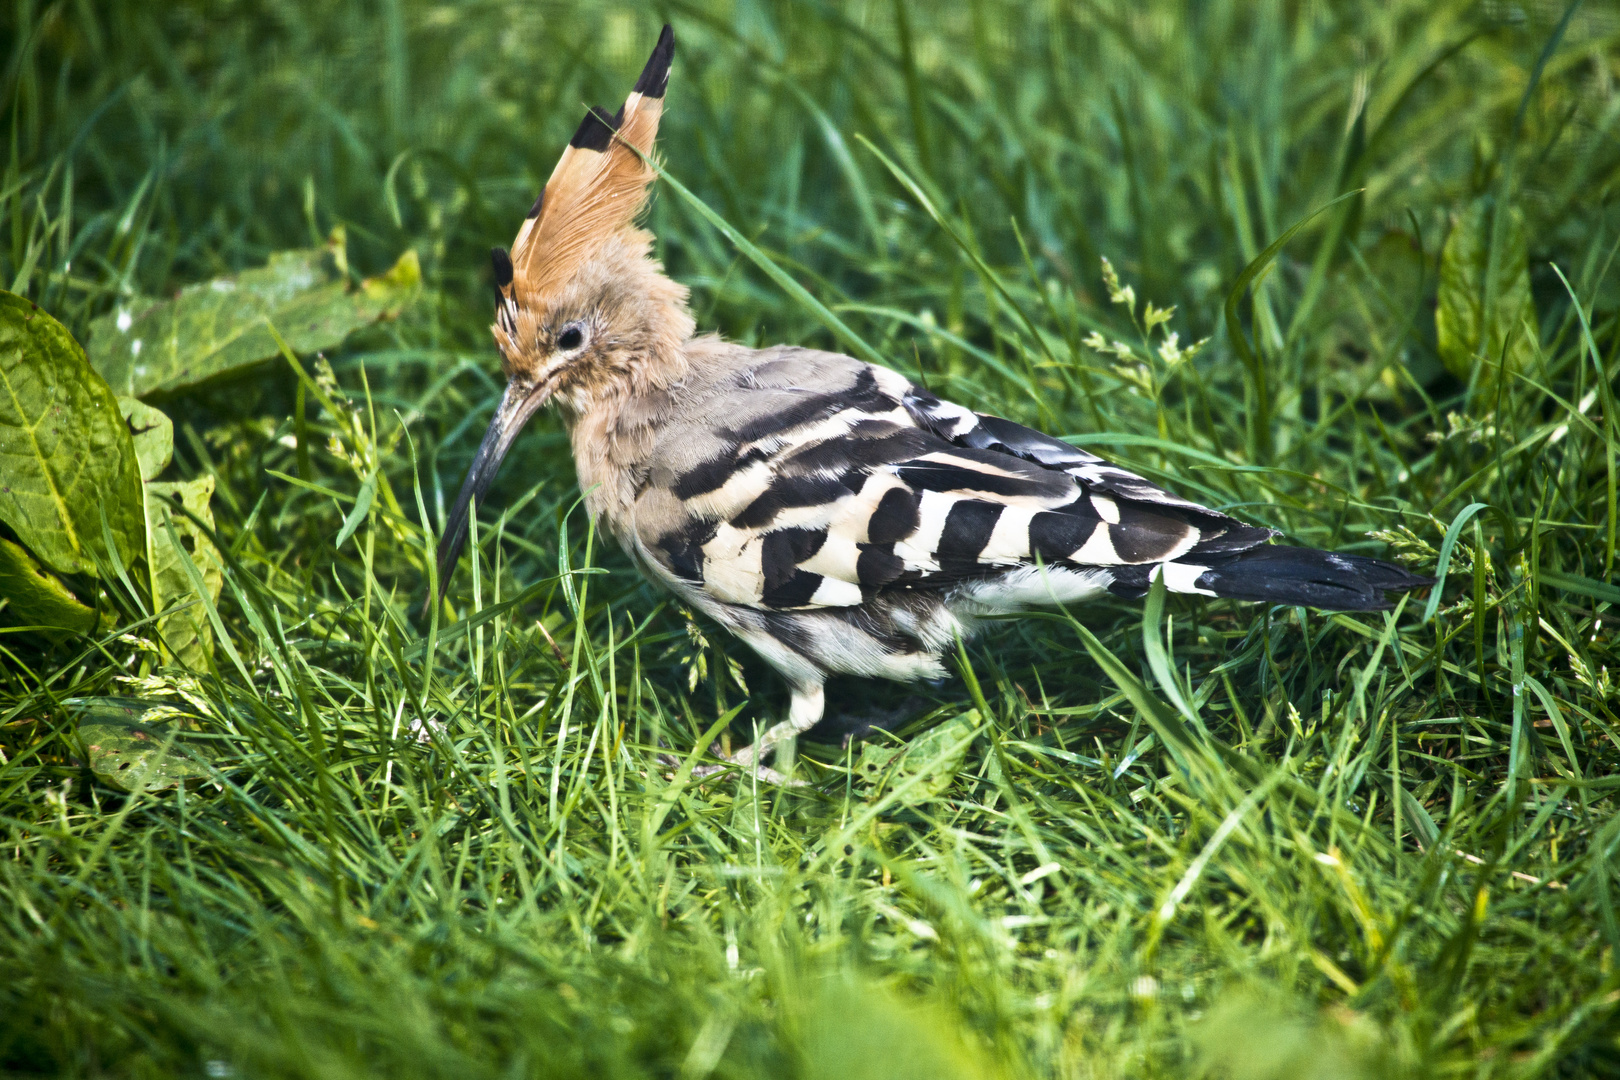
[433,381,552,601]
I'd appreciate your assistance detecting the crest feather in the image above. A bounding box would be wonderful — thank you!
[510,24,674,300]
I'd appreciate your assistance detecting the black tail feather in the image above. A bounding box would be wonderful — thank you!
[1193,545,1433,612]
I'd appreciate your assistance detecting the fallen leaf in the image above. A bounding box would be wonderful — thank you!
[0,291,146,577]
[89,227,422,399]
[71,696,218,792]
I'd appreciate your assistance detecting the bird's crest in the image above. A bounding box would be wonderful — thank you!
[504,24,673,304]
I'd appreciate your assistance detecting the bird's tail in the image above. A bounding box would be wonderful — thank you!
[1176,544,1433,611]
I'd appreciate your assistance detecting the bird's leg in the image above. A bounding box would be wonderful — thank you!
[732,682,825,773]
[690,682,825,785]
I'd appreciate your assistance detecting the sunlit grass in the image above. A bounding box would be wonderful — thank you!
[3,1,1620,1076]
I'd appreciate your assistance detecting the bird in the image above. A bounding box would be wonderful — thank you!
[435,25,1432,782]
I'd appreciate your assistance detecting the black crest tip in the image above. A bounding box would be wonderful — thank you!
[490,246,513,289]
[569,105,619,151]
[632,24,675,99]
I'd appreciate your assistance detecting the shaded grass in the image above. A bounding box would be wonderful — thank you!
[3,1,1620,1076]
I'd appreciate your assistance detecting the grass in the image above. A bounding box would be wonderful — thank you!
[3,0,1620,1076]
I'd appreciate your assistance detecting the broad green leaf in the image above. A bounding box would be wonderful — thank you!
[119,397,173,481]
[0,290,146,577]
[855,711,981,806]
[71,696,218,792]
[88,228,422,399]
[1436,197,1540,389]
[145,475,221,668]
[0,536,97,638]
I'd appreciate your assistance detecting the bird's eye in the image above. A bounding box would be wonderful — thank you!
[557,326,585,351]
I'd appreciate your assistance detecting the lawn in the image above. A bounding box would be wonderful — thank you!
[3,1,1619,1076]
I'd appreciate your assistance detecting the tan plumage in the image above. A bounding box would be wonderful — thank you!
[509,26,670,303]
[437,26,1432,783]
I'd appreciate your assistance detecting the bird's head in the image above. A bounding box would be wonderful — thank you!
[436,24,689,598]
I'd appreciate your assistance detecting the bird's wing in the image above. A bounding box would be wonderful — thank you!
[630,350,1275,611]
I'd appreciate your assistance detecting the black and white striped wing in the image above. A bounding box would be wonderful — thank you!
[899,385,1278,564]
[633,353,1274,612]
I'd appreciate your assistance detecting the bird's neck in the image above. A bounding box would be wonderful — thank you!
[554,253,700,535]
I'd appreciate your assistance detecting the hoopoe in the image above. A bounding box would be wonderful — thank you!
[436,26,1431,781]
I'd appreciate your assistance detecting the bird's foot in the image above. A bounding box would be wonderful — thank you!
[683,748,810,790]
[655,737,806,786]
[686,757,806,787]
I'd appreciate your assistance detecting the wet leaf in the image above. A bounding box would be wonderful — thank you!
[855,711,981,805]
[0,536,97,638]
[1436,197,1540,391]
[119,397,173,481]
[0,290,146,577]
[88,227,422,399]
[145,475,221,668]
[72,696,218,792]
